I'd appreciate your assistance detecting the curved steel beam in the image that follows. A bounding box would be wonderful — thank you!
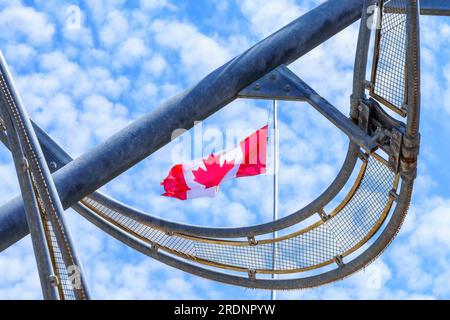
[70,179,413,290]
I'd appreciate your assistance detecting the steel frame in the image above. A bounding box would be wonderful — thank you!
[0,0,428,293]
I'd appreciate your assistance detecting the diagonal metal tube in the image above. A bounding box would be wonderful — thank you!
[0,0,363,251]
[0,52,90,299]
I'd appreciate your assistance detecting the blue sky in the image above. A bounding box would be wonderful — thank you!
[0,0,450,300]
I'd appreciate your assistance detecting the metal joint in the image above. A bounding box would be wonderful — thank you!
[48,274,59,287]
[357,151,369,162]
[248,236,258,246]
[389,189,399,201]
[364,80,374,91]
[357,101,371,133]
[248,269,256,281]
[318,209,330,222]
[400,134,421,180]
[388,128,403,173]
[150,242,160,253]
[335,255,344,268]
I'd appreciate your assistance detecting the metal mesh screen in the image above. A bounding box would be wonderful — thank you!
[81,197,196,256]
[370,0,408,115]
[43,220,77,300]
[82,156,396,274]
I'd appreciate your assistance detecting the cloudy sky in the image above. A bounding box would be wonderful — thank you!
[0,0,450,300]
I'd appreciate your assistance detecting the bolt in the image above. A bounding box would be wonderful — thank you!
[284,84,291,92]
[254,83,261,91]
[49,161,58,170]
[49,275,59,287]
[269,74,276,81]
[151,242,160,253]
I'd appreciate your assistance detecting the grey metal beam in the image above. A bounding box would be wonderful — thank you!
[0,111,60,300]
[420,0,450,16]
[0,0,364,251]
[239,65,379,152]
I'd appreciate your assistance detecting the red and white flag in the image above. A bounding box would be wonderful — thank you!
[161,125,268,200]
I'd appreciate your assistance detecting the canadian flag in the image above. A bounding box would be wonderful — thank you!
[161,125,268,200]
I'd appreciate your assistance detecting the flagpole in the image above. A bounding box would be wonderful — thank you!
[271,99,279,301]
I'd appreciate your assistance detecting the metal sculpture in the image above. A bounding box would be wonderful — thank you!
[0,0,448,299]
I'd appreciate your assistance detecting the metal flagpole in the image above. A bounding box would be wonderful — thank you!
[271,99,279,301]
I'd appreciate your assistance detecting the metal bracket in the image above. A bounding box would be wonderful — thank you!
[388,128,403,173]
[150,242,160,253]
[247,236,258,246]
[248,269,257,281]
[238,65,309,101]
[318,209,330,222]
[357,151,369,162]
[49,274,59,287]
[335,255,344,268]
[357,101,371,133]
[364,80,374,91]
[389,189,399,202]
[239,65,379,153]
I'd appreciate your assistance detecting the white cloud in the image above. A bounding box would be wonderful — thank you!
[114,37,149,68]
[143,55,168,77]
[140,0,175,11]
[81,94,130,140]
[99,10,129,48]
[239,0,304,38]
[150,19,231,81]
[0,6,55,46]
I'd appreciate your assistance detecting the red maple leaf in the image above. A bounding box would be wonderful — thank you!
[192,153,235,188]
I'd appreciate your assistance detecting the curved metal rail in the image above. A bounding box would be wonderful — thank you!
[78,153,398,275]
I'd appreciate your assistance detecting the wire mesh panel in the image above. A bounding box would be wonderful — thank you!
[82,155,397,275]
[370,0,408,116]
[43,221,77,300]
[193,157,396,272]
